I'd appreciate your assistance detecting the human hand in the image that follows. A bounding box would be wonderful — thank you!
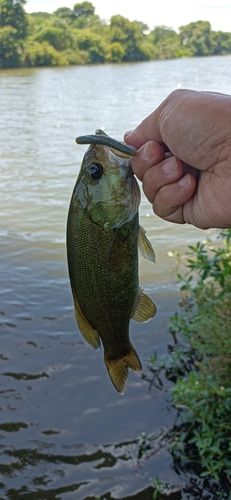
[124,89,231,229]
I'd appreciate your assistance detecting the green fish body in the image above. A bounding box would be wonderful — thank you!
[67,131,156,394]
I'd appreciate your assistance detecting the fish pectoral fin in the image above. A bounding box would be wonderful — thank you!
[132,288,157,323]
[138,225,156,263]
[105,347,142,395]
[73,294,101,351]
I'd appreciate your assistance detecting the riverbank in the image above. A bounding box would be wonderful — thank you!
[2,0,231,69]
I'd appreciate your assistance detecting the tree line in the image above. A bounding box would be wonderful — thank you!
[1,0,231,68]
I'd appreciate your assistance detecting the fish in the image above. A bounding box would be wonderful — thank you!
[66,129,156,394]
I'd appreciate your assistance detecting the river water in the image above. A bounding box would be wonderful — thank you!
[0,55,231,499]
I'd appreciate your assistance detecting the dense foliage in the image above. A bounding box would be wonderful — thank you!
[148,229,231,492]
[1,0,231,68]
[0,0,27,67]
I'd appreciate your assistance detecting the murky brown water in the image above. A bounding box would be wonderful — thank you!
[0,56,231,499]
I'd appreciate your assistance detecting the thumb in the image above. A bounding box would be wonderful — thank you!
[124,108,163,149]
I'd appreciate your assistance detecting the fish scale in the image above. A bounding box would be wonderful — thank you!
[67,205,138,359]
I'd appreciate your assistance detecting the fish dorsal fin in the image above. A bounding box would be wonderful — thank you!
[104,347,142,395]
[132,288,157,323]
[73,293,101,351]
[138,226,156,263]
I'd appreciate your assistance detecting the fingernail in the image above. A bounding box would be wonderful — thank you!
[124,130,133,140]
[178,173,191,187]
[141,142,152,161]
[162,156,177,173]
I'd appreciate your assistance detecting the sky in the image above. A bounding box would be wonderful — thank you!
[25,0,231,33]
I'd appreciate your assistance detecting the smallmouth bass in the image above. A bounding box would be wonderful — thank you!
[66,130,156,394]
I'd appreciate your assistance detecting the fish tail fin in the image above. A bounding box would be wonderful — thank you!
[104,347,142,395]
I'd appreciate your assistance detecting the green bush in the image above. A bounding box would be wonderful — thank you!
[171,373,231,481]
[34,25,71,51]
[105,42,125,63]
[0,25,23,67]
[62,48,86,65]
[23,41,68,66]
[170,230,231,482]
[148,230,231,487]
[75,29,106,63]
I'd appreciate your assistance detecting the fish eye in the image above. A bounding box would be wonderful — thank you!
[88,163,103,180]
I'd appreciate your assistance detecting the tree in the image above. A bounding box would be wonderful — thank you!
[108,15,152,62]
[0,0,27,66]
[179,20,211,56]
[106,42,125,63]
[0,25,20,67]
[148,25,186,59]
[71,1,103,30]
[34,19,72,51]
[53,7,73,22]
[72,1,94,19]
[210,30,231,55]
[29,11,51,20]
[0,0,27,38]
[76,29,106,63]
[24,40,67,66]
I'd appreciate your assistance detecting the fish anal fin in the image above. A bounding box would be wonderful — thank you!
[138,225,156,263]
[132,288,157,323]
[73,294,101,351]
[105,348,142,395]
